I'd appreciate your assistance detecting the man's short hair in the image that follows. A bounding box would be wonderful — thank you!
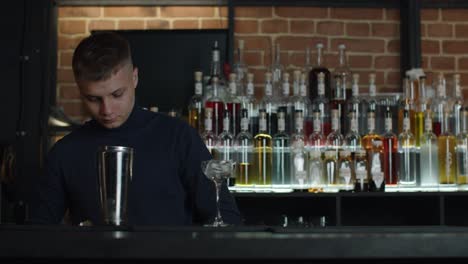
[72,31,132,83]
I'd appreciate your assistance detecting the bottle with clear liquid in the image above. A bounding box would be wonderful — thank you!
[338,150,354,191]
[205,41,226,100]
[205,76,225,136]
[298,72,313,137]
[235,109,255,188]
[369,140,385,192]
[420,109,439,190]
[438,110,457,190]
[331,75,347,137]
[312,72,331,137]
[308,109,326,152]
[309,42,331,101]
[432,73,448,137]
[188,71,204,134]
[333,44,352,101]
[270,43,284,98]
[456,107,468,190]
[398,110,417,188]
[346,73,367,136]
[451,74,463,136]
[278,72,292,134]
[354,149,370,192]
[326,109,344,152]
[272,110,291,189]
[367,73,381,134]
[260,72,278,136]
[345,110,362,155]
[227,73,241,137]
[309,149,325,192]
[382,106,398,188]
[201,108,218,159]
[232,39,248,96]
[243,73,259,136]
[253,110,273,188]
[291,110,309,191]
[324,150,338,192]
[398,77,416,136]
[216,111,235,186]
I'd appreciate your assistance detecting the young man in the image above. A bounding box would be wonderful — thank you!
[30,32,241,226]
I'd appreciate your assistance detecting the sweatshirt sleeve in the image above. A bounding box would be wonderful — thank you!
[178,124,242,225]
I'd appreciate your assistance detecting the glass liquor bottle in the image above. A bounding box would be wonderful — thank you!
[278,72,292,134]
[243,72,259,136]
[438,109,457,190]
[346,73,366,136]
[204,76,225,136]
[451,73,463,136]
[331,75,347,138]
[333,44,352,101]
[367,73,382,135]
[326,109,344,153]
[414,75,429,148]
[382,106,398,189]
[345,110,362,155]
[309,109,326,152]
[205,41,226,100]
[456,107,468,190]
[227,73,241,137]
[369,140,385,192]
[188,71,204,134]
[432,73,448,137]
[312,72,331,136]
[420,109,439,190]
[272,110,291,189]
[253,110,273,189]
[300,72,313,137]
[362,110,383,155]
[216,111,235,186]
[291,110,309,191]
[235,109,255,188]
[309,148,325,193]
[338,150,354,191]
[270,43,284,98]
[201,108,218,159]
[324,150,338,192]
[398,77,416,136]
[232,39,248,96]
[354,149,370,192]
[309,42,331,101]
[398,110,417,188]
[260,72,278,136]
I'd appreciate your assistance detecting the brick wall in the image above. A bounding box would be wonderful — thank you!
[56,6,467,121]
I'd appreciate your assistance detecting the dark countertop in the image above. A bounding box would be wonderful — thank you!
[1,225,468,262]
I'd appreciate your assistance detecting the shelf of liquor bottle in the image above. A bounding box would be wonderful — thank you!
[232,190,468,227]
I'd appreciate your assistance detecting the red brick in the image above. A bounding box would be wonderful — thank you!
[349,55,372,69]
[422,56,429,69]
[57,69,75,83]
[161,7,214,17]
[290,20,315,34]
[88,20,115,31]
[386,71,402,86]
[455,25,468,38]
[58,36,84,50]
[234,20,258,34]
[326,54,339,69]
[264,51,288,69]
[353,70,385,86]
[276,7,327,18]
[59,51,73,68]
[289,52,308,68]
[201,19,228,29]
[346,23,370,37]
[240,36,271,51]
[278,36,328,51]
[443,41,468,54]
[460,73,468,89]
[58,7,101,18]
[421,9,439,21]
[381,86,401,94]
[261,19,288,34]
[422,40,440,54]
[385,9,400,21]
[117,20,145,30]
[331,39,385,53]
[375,55,400,69]
[147,19,170,29]
[331,8,383,20]
[59,102,86,118]
[59,20,86,35]
[317,21,344,36]
[218,7,228,17]
[388,40,400,53]
[60,84,80,100]
[442,9,468,21]
[427,24,453,38]
[104,7,156,17]
[420,24,426,37]
[459,58,468,70]
[173,20,199,29]
[431,57,455,70]
[235,7,272,18]
[372,23,399,37]
[243,51,263,66]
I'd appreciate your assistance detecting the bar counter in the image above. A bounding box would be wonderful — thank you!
[1,225,468,262]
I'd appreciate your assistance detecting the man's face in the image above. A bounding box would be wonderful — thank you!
[77,63,138,129]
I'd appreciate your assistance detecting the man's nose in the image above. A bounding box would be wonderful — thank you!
[99,99,112,116]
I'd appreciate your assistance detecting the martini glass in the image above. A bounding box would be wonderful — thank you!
[201,159,235,227]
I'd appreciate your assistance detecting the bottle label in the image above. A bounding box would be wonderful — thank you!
[403,117,410,131]
[205,118,212,131]
[229,82,237,95]
[369,84,376,97]
[247,83,254,95]
[438,84,445,97]
[195,83,202,95]
[265,84,273,96]
[282,82,290,96]
[456,84,462,98]
[278,118,285,131]
[223,117,230,132]
[213,50,220,62]
[368,116,375,131]
[350,118,358,132]
[425,116,432,132]
[241,117,249,131]
[313,118,321,132]
[318,83,325,96]
[260,118,267,131]
[332,117,339,131]
[295,117,304,130]
[300,84,307,97]
[385,118,392,131]
[352,84,359,97]
[294,153,305,172]
[340,165,351,183]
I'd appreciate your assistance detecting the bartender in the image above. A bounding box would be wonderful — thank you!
[29,31,241,226]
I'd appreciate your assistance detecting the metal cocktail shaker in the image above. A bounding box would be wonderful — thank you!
[97,146,134,226]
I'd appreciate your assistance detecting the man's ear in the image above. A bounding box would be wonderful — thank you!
[133,67,139,89]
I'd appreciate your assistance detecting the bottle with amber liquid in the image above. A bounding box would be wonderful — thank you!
[188,71,204,134]
[382,106,398,189]
[438,109,457,190]
[308,42,331,101]
[414,75,428,148]
[253,110,273,188]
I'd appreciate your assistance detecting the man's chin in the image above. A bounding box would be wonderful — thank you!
[99,120,122,129]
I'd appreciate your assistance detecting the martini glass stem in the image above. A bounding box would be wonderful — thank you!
[214,179,223,225]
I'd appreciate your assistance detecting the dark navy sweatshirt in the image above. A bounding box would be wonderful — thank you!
[30,105,241,226]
